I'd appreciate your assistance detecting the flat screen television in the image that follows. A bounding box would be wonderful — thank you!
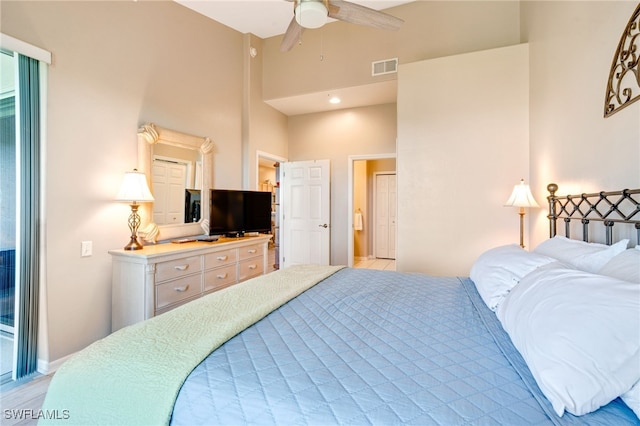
[209,189,272,237]
[184,189,201,223]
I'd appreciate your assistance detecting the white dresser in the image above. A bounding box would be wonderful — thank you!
[109,235,271,331]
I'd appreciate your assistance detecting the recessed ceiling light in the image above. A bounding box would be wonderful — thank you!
[329,96,341,104]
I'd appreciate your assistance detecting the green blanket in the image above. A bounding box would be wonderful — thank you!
[40,264,345,426]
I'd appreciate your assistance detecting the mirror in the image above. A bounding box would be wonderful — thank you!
[151,143,201,225]
[136,123,214,242]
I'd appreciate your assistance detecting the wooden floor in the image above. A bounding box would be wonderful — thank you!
[0,252,394,424]
[1,374,52,426]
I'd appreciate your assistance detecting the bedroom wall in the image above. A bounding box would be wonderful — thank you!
[397,44,530,276]
[1,1,287,366]
[244,35,289,190]
[522,1,640,248]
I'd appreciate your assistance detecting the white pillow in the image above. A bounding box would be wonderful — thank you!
[622,380,640,419]
[533,236,629,273]
[497,263,640,417]
[469,244,556,311]
[599,246,640,283]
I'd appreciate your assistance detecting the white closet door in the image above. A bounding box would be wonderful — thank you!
[152,160,187,225]
[375,173,397,259]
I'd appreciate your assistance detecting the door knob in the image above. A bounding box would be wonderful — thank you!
[318,224,328,228]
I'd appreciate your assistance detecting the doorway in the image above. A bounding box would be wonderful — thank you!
[348,154,396,268]
[256,151,287,271]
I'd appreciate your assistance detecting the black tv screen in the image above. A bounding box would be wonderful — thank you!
[209,189,244,236]
[243,191,272,233]
[209,189,271,236]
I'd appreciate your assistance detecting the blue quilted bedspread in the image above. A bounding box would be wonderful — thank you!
[171,268,637,425]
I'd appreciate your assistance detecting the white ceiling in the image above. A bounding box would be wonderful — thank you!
[175,0,413,39]
[175,0,413,115]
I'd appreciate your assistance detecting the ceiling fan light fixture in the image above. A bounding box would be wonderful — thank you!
[295,1,328,29]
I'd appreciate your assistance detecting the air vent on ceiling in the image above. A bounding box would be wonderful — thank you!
[372,58,398,76]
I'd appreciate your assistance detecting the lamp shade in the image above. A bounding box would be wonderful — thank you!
[505,179,539,208]
[116,170,154,203]
[295,1,328,29]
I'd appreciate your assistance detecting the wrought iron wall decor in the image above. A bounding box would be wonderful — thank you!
[604,3,640,117]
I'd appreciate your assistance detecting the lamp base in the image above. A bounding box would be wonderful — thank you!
[124,236,143,251]
[124,202,144,250]
[519,208,526,249]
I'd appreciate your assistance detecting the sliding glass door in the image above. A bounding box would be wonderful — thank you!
[0,49,17,384]
[0,41,45,383]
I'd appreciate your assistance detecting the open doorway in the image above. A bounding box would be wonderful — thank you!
[256,151,287,271]
[347,154,396,268]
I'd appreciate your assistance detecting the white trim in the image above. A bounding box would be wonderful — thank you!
[37,352,75,376]
[0,34,51,64]
[347,153,396,268]
[37,64,50,377]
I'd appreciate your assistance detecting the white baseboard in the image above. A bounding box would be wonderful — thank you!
[38,353,75,375]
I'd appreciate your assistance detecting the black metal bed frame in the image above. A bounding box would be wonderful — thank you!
[547,183,640,245]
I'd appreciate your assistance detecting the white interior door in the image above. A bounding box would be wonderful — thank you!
[281,160,331,267]
[152,159,187,224]
[375,173,397,259]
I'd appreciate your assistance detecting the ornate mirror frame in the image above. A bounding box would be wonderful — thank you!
[137,123,214,242]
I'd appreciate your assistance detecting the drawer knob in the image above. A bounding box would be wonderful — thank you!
[174,285,189,292]
[216,273,228,279]
[216,255,228,261]
[248,264,257,270]
[174,265,189,271]
[247,249,257,254]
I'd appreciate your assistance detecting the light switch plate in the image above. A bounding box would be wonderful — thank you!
[81,241,93,257]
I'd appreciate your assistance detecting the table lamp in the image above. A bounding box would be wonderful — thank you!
[505,179,539,248]
[116,169,154,250]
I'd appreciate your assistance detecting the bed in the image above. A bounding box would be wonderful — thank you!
[40,184,640,425]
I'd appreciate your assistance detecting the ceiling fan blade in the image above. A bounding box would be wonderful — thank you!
[280,16,305,52]
[328,0,403,31]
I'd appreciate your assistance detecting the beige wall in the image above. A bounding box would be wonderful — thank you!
[262,1,521,101]
[398,44,530,276]
[522,1,640,247]
[244,35,289,190]
[288,103,397,264]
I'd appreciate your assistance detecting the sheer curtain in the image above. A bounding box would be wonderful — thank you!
[14,53,41,379]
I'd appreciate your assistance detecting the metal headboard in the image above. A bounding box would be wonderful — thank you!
[547,183,640,245]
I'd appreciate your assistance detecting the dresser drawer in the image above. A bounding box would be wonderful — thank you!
[156,256,202,282]
[238,244,264,261]
[238,257,263,281]
[156,275,201,310]
[204,249,237,269]
[204,264,237,293]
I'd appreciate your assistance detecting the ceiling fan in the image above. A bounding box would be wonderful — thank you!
[281,0,404,52]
